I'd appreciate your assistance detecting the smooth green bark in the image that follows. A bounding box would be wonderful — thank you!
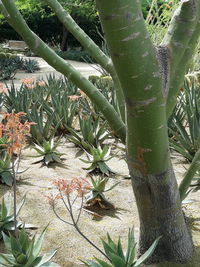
[95,0,199,264]
[164,0,200,117]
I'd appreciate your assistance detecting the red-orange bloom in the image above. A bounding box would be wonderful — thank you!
[53,178,90,196]
[68,95,81,101]
[0,112,34,155]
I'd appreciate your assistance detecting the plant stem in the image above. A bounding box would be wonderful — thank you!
[179,149,200,201]
[11,154,17,236]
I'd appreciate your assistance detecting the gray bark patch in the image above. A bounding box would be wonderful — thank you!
[156,45,170,98]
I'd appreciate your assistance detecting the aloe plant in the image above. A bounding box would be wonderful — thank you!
[32,139,63,165]
[169,80,200,161]
[67,116,110,151]
[85,176,119,208]
[43,90,77,135]
[0,228,59,266]
[0,194,34,239]
[4,82,31,113]
[26,104,58,145]
[0,153,14,186]
[83,228,161,267]
[22,58,40,73]
[81,146,114,175]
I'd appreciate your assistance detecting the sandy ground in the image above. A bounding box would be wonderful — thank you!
[0,143,200,267]
[1,59,200,267]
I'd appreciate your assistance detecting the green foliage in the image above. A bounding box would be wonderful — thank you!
[85,176,119,207]
[22,58,40,73]
[83,228,161,267]
[0,153,13,186]
[4,76,80,144]
[32,139,63,165]
[0,58,18,80]
[0,55,37,80]
[145,0,179,44]
[81,146,114,175]
[81,76,118,119]
[67,115,110,151]
[169,79,200,161]
[43,89,78,135]
[0,228,59,266]
[27,104,58,145]
[56,50,95,63]
[0,194,33,239]
[0,0,101,48]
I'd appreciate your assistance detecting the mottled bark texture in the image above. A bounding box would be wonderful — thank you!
[129,167,193,264]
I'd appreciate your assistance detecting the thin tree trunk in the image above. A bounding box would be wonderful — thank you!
[60,25,68,51]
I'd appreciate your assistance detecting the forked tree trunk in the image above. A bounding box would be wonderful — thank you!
[95,0,199,264]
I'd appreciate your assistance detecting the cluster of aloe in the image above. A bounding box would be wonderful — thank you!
[0,228,59,266]
[67,115,109,152]
[0,194,35,239]
[80,75,119,117]
[83,228,161,267]
[6,78,74,137]
[168,79,200,161]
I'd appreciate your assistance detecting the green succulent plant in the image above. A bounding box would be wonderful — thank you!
[43,89,77,135]
[32,139,63,165]
[0,153,14,186]
[83,228,161,267]
[168,79,200,161]
[27,104,59,145]
[22,58,40,73]
[67,116,109,151]
[0,228,59,266]
[85,176,119,208]
[0,194,35,239]
[0,152,27,186]
[81,146,114,175]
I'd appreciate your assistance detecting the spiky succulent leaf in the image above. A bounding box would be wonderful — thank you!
[134,236,161,267]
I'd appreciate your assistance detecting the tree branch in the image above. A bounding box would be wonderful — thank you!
[164,0,200,117]
[44,0,125,122]
[166,18,200,117]
[179,149,200,201]
[0,0,126,143]
[162,0,199,75]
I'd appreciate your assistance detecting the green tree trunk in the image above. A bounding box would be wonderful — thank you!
[95,0,199,263]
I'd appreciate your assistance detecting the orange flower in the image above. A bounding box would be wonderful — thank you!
[0,112,34,156]
[68,95,81,101]
[165,3,171,8]
[0,83,8,94]
[21,78,35,89]
[53,178,90,196]
[78,89,86,97]
[37,80,46,87]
